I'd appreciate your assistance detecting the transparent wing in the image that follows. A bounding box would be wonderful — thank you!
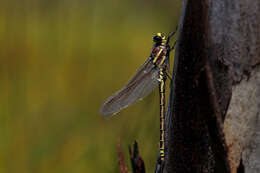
[100,58,160,117]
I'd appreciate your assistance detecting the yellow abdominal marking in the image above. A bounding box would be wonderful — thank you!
[159,68,165,161]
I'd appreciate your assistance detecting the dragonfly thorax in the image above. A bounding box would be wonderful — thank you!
[151,45,168,68]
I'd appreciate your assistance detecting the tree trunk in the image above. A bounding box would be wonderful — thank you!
[165,0,260,172]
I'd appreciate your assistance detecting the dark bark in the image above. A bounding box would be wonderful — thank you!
[165,0,260,173]
[129,141,145,173]
[117,140,145,173]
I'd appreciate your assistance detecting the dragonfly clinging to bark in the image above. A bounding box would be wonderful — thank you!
[100,29,177,163]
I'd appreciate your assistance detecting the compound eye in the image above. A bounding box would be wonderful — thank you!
[153,35,162,43]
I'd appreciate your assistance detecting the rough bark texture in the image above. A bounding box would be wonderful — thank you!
[165,0,260,172]
[224,66,260,173]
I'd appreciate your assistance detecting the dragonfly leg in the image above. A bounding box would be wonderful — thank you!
[166,25,178,44]
[166,71,172,81]
[170,41,177,51]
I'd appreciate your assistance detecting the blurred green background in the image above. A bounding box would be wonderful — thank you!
[0,0,180,172]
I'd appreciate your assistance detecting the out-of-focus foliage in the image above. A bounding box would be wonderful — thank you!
[0,0,180,172]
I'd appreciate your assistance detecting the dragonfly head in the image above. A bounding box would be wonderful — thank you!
[153,33,166,44]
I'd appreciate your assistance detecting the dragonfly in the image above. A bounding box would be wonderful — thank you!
[100,30,177,163]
